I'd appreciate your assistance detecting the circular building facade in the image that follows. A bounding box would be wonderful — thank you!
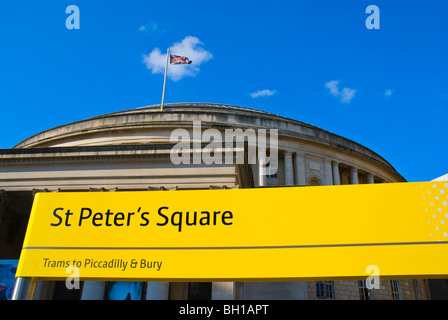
[0,103,430,300]
[15,102,405,187]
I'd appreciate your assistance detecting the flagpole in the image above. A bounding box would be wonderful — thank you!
[160,47,170,112]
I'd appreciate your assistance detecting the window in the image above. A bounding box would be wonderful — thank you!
[316,281,334,299]
[412,279,421,300]
[358,280,371,300]
[308,177,322,186]
[390,280,402,300]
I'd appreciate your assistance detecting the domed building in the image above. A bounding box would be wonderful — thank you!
[0,103,432,300]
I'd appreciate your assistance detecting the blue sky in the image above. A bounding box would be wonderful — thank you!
[0,0,446,182]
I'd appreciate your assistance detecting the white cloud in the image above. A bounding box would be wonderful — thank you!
[142,36,212,81]
[325,80,340,96]
[139,22,158,32]
[250,89,276,98]
[340,87,356,103]
[384,89,393,97]
[325,80,356,103]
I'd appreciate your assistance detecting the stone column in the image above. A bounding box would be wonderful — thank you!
[294,153,306,186]
[350,167,359,184]
[284,151,294,186]
[146,282,170,300]
[324,159,333,185]
[212,282,234,300]
[258,156,267,187]
[367,173,375,184]
[332,162,341,185]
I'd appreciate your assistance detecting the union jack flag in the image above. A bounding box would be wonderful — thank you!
[170,54,192,65]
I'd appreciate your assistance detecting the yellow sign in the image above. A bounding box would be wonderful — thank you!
[16,181,448,281]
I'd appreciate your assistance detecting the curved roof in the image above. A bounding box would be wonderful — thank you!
[14,102,402,179]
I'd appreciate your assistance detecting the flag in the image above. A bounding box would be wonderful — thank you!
[170,54,192,65]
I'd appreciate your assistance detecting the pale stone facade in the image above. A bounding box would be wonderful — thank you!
[0,103,431,299]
